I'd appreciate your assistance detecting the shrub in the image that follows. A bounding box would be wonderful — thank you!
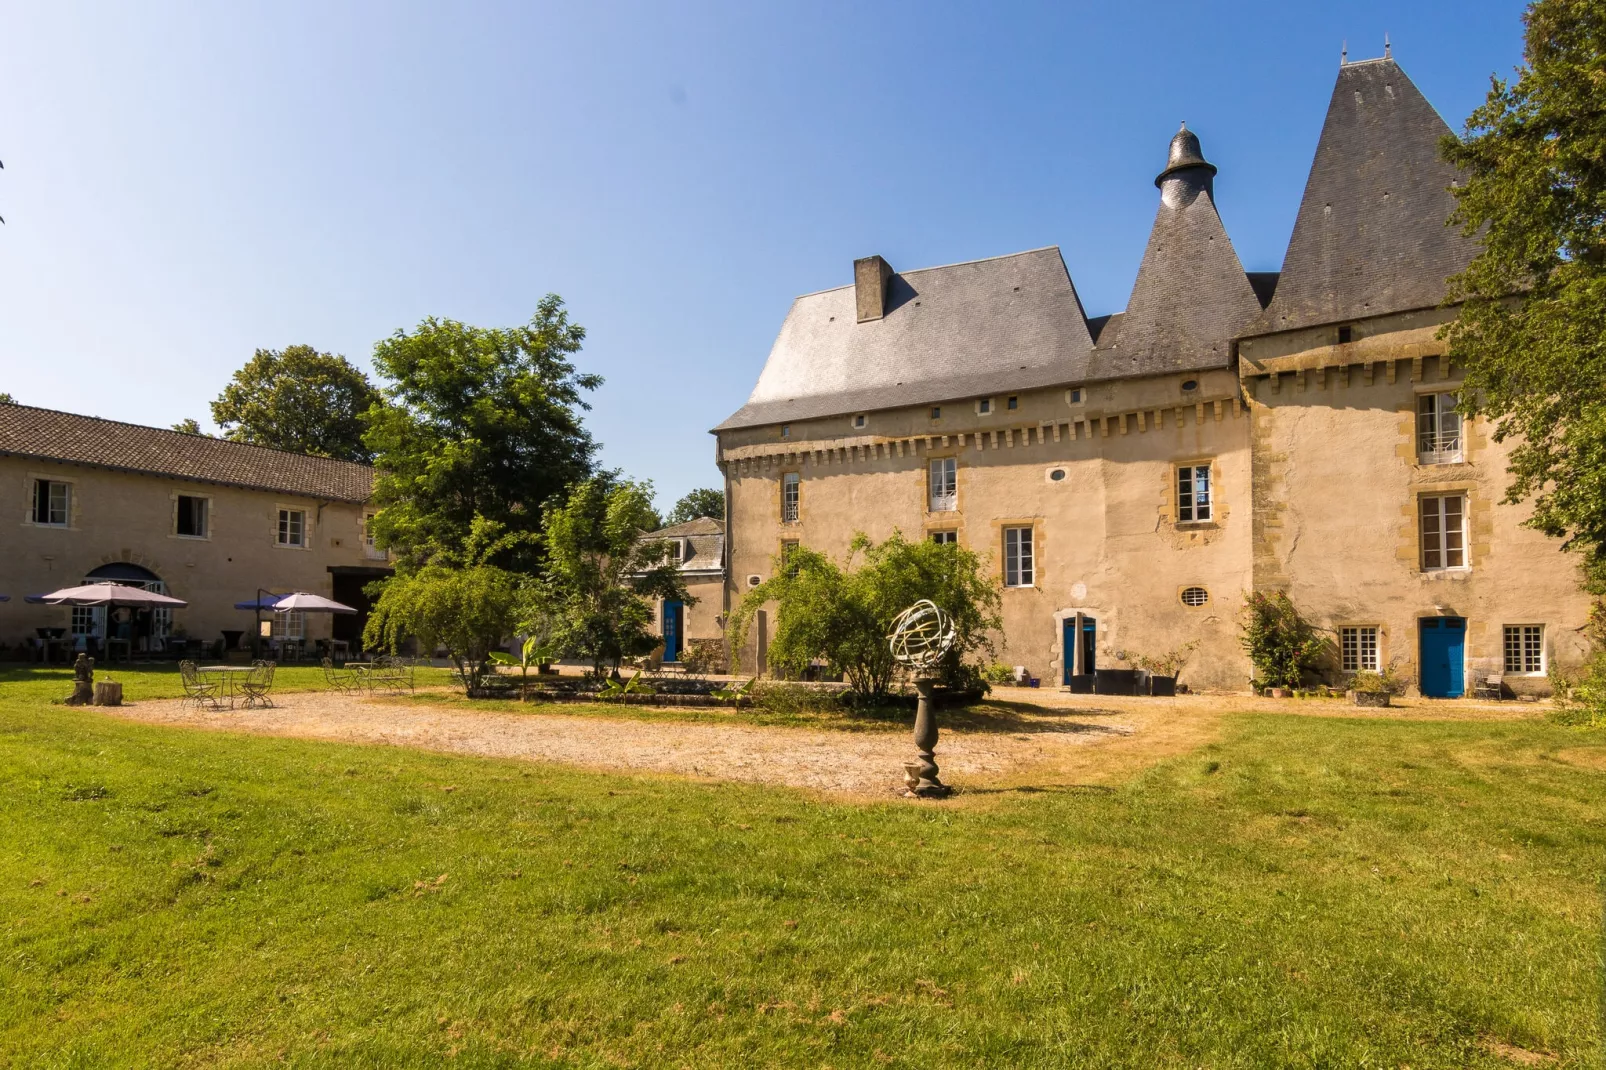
[1551,649,1606,727]
[1132,642,1199,680]
[729,532,1001,701]
[364,564,522,695]
[1239,592,1327,690]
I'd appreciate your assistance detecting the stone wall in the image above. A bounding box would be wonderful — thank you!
[0,456,381,653]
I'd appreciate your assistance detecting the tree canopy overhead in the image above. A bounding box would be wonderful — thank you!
[1443,0,1606,592]
[210,345,380,462]
[364,296,602,572]
[667,487,725,526]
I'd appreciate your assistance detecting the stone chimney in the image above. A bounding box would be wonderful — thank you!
[854,255,894,323]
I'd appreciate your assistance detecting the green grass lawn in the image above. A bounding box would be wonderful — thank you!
[0,669,1601,1067]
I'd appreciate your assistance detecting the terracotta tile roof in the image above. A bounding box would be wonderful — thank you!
[0,403,375,502]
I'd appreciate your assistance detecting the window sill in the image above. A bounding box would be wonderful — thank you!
[173,534,210,542]
[1175,521,1218,531]
[1421,566,1472,576]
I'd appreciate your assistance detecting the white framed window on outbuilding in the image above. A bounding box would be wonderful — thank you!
[1503,624,1544,674]
[1419,494,1467,570]
[1417,393,1463,465]
[1003,526,1034,587]
[781,472,800,523]
[1176,463,1212,523]
[928,457,957,512]
[1340,626,1380,672]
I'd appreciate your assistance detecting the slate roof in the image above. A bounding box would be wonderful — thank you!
[0,403,375,502]
[643,517,724,573]
[1088,126,1263,382]
[715,248,1096,431]
[1256,57,1480,333]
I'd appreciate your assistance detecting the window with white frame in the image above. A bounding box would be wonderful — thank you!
[1503,624,1544,674]
[929,457,957,512]
[1419,494,1467,570]
[364,513,387,559]
[176,495,208,538]
[71,606,102,637]
[1417,393,1463,464]
[929,530,957,545]
[277,508,306,547]
[31,479,70,526]
[1177,463,1212,523]
[977,398,992,415]
[781,473,800,523]
[1340,626,1380,672]
[271,611,306,640]
[1003,526,1034,587]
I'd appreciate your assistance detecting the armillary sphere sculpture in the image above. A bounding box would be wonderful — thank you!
[888,599,957,797]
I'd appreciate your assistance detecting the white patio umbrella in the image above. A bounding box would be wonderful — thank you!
[37,582,187,608]
[269,592,357,614]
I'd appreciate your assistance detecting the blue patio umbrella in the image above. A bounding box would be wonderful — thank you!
[234,594,288,610]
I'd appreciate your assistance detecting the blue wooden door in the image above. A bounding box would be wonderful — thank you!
[662,600,684,663]
[1062,616,1096,684]
[1419,617,1465,697]
[1062,618,1074,685]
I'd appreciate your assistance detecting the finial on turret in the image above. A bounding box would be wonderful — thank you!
[1341,40,1348,65]
[1384,33,1391,59]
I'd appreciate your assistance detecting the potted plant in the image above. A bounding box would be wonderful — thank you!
[1132,642,1198,697]
[1348,671,1391,707]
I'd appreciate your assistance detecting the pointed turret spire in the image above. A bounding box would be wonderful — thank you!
[1093,124,1261,378]
[1258,56,1482,332]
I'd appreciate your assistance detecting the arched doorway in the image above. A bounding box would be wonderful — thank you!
[71,563,171,650]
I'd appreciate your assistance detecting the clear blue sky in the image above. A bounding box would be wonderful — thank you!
[0,1,1527,513]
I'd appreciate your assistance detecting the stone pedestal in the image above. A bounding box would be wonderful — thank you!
[903,678,951,798]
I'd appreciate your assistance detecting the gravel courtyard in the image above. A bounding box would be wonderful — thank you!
[109,691,1137,797]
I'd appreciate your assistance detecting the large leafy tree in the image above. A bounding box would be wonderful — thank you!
[667,487,725,525]
[729,532,1001,700]
[365,297,601,571]
[1442,0,1606,593]
[532,476,690,676]
[211,345,380,461]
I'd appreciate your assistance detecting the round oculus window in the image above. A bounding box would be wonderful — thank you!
[1049,468,1066,481]
[1180,586,1209,607]
[1181,379,1199,392]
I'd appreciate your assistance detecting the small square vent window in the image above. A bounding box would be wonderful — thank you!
[1180,586,1210,608]
[1007,396,1019,410]
[931,406,941,420]
[853,414,867,429]
[1068,388,1082,404]
[977,398,992,415]
[1338,326,1353,344]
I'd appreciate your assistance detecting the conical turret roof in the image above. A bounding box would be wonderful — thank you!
[1090,125,1263,379]
[1257,57,1481,332]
